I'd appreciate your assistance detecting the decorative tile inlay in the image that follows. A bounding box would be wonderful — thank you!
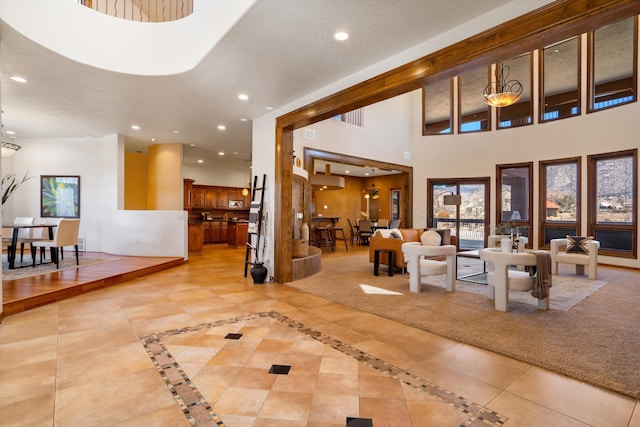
[347,417,373,426]
[224,333,243,340]
[268,364,292,375]
[139,311,508,426]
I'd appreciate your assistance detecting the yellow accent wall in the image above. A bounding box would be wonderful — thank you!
[147,143,182,210]
[124,152,148,209]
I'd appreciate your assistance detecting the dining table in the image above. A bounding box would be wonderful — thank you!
[2,223,57,269]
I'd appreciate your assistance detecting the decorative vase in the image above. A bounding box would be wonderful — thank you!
[301,222,309,242]
[250,263,268,284]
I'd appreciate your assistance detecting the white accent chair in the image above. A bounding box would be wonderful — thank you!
[479,248,550,312]
[30,218,81,268]
[487,235,528,252]
[550,238,600,279]
[401,242,456,293]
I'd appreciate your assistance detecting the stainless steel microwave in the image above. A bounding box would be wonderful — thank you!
[229,200,243,208]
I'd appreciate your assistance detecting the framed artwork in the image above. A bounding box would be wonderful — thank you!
[40,175,80,218]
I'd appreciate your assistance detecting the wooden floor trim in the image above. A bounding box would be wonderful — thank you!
[2,254,184,318]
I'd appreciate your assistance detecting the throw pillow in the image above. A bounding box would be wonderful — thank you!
[389,229,403,240]
[427,228,451,245]
[420,229,442,246]
[565,235,593,254]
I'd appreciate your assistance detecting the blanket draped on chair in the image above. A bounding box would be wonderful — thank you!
[531,251,552,299]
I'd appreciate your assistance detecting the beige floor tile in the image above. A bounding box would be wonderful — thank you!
[272,371,318,394]
[57,325,137,357]
[505,367,636,427]
[55,368,175,426]
[193,364,242,387]
[308,393,360,424]
[406,399,466,426]
[258,390,314,421]
[489,391,589,426]
[0,359,56,407]
[355,338,420,370]
[217,414,256,426]
[425,343,530,390]
[0,335,57,368]
[407,361,502,407]
[335,312,406,338]
[358,374,405,399]
[0,315,58,344]
[283,352,323,373]
[319,355,359,375]
[56,342,152,390]
[173,345,219,364]
[359,397,412,426]
[129,312,197,335]
[254,418,308,427]
[629,404,640,427]
[212,387,269,417]
[229,366,278,389]
[0,393,55,427]
[109,404,189,427]
[315,373,359,396]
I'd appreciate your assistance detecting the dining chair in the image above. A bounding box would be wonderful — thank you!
[13,216,36,262]
[358,219,373,246]
[347,218,357,245]
[30,218,81,268]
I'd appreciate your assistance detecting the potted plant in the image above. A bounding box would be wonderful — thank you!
[2,172,32,205]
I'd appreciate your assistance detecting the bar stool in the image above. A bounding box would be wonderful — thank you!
[333,224,349,251]
[316,223,334,250]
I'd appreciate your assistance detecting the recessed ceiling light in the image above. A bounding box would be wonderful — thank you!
[218,152,225,156]
[238,94,249,100]
[189,143,196,147]
[150,138,156,142]
[10,76,27,83]
[364,172,370,176]
[345,170,351,174]
[172,130,180,134]
[197,159,204,163]
[131,125,140,130]
[240,118,248,122]
[334,32,349,41]
[233,151,239,155]
[217,125,226,130]
[265,106,274,111]
[5,130,15,135]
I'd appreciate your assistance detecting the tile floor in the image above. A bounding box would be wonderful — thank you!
[1,245,639,426]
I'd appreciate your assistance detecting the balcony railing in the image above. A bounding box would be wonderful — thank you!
[78,0,193,23]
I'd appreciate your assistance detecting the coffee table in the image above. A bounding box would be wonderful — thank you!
[456,250,488,284]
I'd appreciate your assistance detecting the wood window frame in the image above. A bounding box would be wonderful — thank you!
[538,157,581,249]
[496,162,533,248]
[539,37,582,123]
[587,149,637,258]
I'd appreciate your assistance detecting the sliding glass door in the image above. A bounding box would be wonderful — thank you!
[428,178,490,250]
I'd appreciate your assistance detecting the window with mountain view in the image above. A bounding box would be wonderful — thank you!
[588,149,637,257]
[539,158,581,248]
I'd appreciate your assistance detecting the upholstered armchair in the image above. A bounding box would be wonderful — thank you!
[401,232,456,293]
[550,237,600,279]
[479,248,550,312]
[487,235,528,253]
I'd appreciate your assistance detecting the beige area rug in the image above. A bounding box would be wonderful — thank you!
[2,254,121,281]
[286,251,640,400]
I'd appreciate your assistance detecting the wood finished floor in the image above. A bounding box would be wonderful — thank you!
[2,252,184,317]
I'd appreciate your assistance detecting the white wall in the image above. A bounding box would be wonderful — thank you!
[2,134,187,259]
[183,164,251,188]
[293,94,413,169]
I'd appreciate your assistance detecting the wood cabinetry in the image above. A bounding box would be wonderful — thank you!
[188,222,203,252]
[227,221,248,248]
[184,179,194,210]
[202,220,228,243]
[192,186,205,209]
[217,189,228,208]
[204,188,217,209]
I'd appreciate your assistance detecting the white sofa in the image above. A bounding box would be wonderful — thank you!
[401,231,456,294]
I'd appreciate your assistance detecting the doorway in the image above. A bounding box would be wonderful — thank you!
[428,178,490,250]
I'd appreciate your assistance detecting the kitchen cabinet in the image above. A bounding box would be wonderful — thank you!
[188,222,203,252]
[202,220,228,243]
[227,221,248,248]
[184,179,194,210]
[204,188,217,209]
[217,189,228,208]
[192,186,205,209]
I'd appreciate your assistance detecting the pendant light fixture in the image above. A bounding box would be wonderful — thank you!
[483,62,523,108]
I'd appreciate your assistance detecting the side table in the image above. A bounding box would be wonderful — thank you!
[373,249,394,277]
